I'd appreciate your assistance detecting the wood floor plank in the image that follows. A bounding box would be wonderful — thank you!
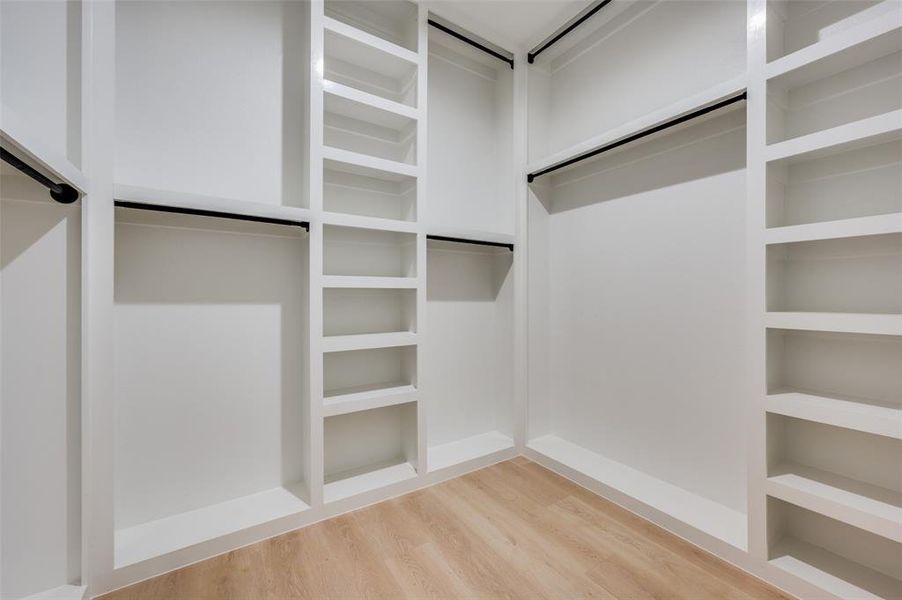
[99,459,792,600]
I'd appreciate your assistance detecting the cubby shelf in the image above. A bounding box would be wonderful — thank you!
[114,184,312,225]
[765,312,902,336]
[322,146,418,178]
[527,435,747,550]
[770,537,902,600]
[22,585,87,600]
[324,80,418,122]
[322,211,418,233]
[322,331,417,353]
[114,483,309,568]
[428,431,514,473]
[766,14,902,87]
[767,391,902,440]
[323,16,418,66]
[765,109,902,164]
[321,275,419,289]
[323,383,417,417]
[765,213,902,244]
[767,463,902,544]
[324,462,417,504]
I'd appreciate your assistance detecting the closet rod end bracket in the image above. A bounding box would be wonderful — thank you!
[50,183,79,204]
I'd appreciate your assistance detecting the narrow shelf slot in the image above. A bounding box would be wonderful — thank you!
[324,1,418,52]
[324,225,417,278]
[324,462,417,504]
[766,109,902,164]
[322,146,418,179]
[324,88,417,166]
[324,347,417,406]
[323,157,417,222]
[767,391,902,440]
[323,382,417,418]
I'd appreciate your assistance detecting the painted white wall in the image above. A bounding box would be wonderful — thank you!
[113,214,307,529]
[1,174,81,598]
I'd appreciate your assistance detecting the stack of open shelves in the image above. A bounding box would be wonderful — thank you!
[313,0,426,506]
[753,0,902,596]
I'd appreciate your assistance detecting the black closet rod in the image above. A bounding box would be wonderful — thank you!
[527,91,747,183]
[528,0,613,64]
[115,200,310,230]
[1,146,80,204]
[428,19,514,69]
[427,234,514,251]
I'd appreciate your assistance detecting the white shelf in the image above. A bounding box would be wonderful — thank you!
[114,483,309,568]
[526,76,747,176]
[324,80,418,122]
[770,537,902,600]
[321,275,419,289]
[322,146,418,179]
[767,463,902,544]
[428,431,515,473]
[765,312,902,336]
[321,331,417,353]
[528,435,747,550]
[0,104,87,194]
[322,211,418,234]
[767,14,902,88]
[767,391,902,440]
[766,110,902,164]
[324,461,417,504]
[323,16,419,67]
[114,184,312,225]
[323,382,417,417]
[765,213,902,245]
[22,585,88,600]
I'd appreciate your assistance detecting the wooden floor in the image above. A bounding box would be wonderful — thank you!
[101,458,792,599]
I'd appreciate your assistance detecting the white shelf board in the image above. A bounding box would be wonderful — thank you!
[322,211,418,234]
[527,435,747,550]
[114,483,309,568]
[766,110,902,164]
[767,391,902,440]
[323,16,419,67]
[765,213,902,244]
[323,382,417,417]
[526,76,747,176]
[114,184,312,225]
[426,226,515,248]
[322,146,418,179]
[324,80,419,122]
[0,103,87,193]
[22,585,88,600]
[428,431,515,473]
[770,537,902,600]
[321,275,419,289]
[767,14,902,88]
[765,312,902,336]
[767,463,902,544]
[321,331,417,353]
[324,461,417,504]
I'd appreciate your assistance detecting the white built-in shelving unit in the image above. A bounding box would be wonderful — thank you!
[751,0,902,596]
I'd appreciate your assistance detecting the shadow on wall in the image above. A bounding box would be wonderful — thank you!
[530,109,747,215]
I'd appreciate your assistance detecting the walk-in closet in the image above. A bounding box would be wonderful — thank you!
[1,0,899,598]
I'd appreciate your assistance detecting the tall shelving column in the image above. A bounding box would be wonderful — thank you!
[751,0,902,597]
[307,0,427,508]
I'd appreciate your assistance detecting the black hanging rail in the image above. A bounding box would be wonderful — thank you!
[527,91,747,183]
[115,200,310,231]
[528,0,613,64]
[427,234,513,251]
[428,18,514,69]
[1,146,80,204]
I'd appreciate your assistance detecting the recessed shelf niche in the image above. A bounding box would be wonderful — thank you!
[323,225,417,278]
[323,158,417,221]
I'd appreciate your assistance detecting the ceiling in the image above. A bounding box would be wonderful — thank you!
[425,0,588,50]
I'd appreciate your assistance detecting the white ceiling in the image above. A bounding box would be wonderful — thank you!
[425,0,588,50]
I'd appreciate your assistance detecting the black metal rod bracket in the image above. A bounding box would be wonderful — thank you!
[427,234,513,251]
[1,146,80,204]
[527,91,747,182]
[115,200,310,231]
[428,19,514,69]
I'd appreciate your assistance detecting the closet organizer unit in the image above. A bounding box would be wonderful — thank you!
[526,0,751,552]
[112,0,312,569]
[424,18,517,472]
[757,0,902,595]
[1,0,86,598]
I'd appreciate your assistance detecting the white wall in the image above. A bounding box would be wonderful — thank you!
[1,173,81,598]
